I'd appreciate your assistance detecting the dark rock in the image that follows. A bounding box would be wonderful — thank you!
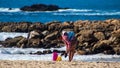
[92,40,113,54]
[2,25,16,32]
[20,4,62,11]
[17,38,28,48]
[27,38,42,48]
[1,36,24,47]
[103,50,115,55]
[77,30,97,43]
[43,50,52,54]
[32,51,43,55]
[76,50,87,55]
[46,21,61,31]
[61,21,74,30]
[94,32,106,40]
[5,37,12,41]
[44,31,58,41]
[42,30,49,36]
[15,22,30,32]
[28,30,44,39]
[43,43,57,49]
[52,50,65,53]
[113,47,120,55]
[9,8,12,10]
[1,22,31,32]
[28,22,46,31]
[111,29,120,38]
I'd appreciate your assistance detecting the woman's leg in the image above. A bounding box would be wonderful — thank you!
[65,43,70,58]
[68,40,77,61]
[68,48,75,62]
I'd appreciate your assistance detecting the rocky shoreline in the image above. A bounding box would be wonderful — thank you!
[0,19,120,55]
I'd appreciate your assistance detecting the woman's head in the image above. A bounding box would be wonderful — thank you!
[62,31,68,36]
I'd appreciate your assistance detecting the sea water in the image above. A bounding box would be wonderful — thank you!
[0,0,120,23]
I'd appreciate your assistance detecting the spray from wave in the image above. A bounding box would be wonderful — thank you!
[0,8,21,12]
[57,9,93,12]
[53,12,120,16]
[0,32,28,41]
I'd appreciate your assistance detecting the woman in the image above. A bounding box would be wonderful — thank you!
[61,30,77,61]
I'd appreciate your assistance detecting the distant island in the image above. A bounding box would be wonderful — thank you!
[20,4,68,11]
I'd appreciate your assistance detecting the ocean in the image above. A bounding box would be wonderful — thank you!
[0,0,120,23]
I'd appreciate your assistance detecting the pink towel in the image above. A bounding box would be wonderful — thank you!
[52,52,58,61]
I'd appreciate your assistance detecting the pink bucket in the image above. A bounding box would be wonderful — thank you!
[52,52,58,61]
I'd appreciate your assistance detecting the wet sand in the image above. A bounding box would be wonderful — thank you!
[0,60,120,68]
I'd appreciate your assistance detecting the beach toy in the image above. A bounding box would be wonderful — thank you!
[52,51,58,61]
[56,56,62,61]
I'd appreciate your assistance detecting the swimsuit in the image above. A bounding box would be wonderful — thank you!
[62,31,75,49]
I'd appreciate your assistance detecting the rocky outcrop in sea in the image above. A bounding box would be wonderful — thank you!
[20,4,67,11]
[0,19,120,55]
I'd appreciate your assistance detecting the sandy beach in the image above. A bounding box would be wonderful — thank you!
[0,60,120,68]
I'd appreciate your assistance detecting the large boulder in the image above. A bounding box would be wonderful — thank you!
[26,30,44,48]
[111,29,120,38]
[27,38,42,48]
[44,31,58,41]
[76,50,87,55]
[28,22,46,31]
[94,32,105,40]
[113,47,120,55]
[1,36,24,47]
[92,40,113,54]
[28,30,44,39]
[77,30,97,43]
[17,38,28,48]
[2,25,16,32]
[46,21,61,31]
[15,22,30,32]
[42,30,49,36]
[1,22,31,32]
[110,19,120,25]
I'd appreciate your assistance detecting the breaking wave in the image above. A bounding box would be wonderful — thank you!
[0,32,28,41]
[0,8,20,12]
[53,11,120,16]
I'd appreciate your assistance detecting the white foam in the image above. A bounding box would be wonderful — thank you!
[74,54,120,62]
[0,47,120,62]
[0,54,52,61]
[0,47,67,61]
[53,12,120,16]
[0,47,66,54]
[0,8,20,12]
[0,53,120,62]
[58,9,93,12]
[0,32,28,41]
[83,12,120,16]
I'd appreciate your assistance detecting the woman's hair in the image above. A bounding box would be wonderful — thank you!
[62,31,68,35]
